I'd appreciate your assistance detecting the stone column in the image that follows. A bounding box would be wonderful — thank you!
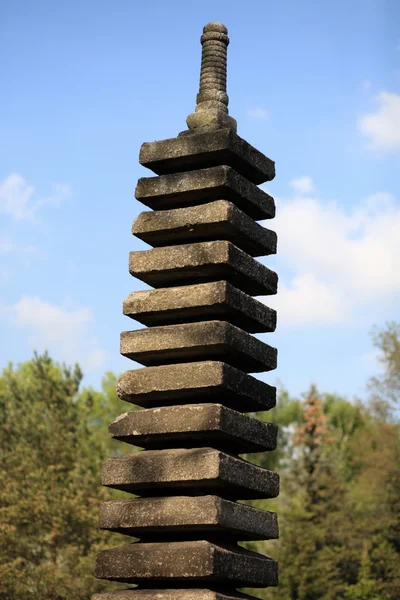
[93,22,279,600]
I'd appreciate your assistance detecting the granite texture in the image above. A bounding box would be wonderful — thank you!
[116,361,276,412]
[99,495,278,541]
[123,281,276,333]
[95,540,278,587]
[108,403,277,453]
[98,20,279,598]
[129,240,278,297]
[139,128,275,185]
[132,201,277,257]
[135,166,275,220]
[93,590,259,600]
[120,321,277,373]
[102,447,279,500]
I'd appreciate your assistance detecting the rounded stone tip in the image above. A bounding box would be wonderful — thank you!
[203,22,228,34]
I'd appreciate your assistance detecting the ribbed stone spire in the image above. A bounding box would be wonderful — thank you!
[186,22,237,133]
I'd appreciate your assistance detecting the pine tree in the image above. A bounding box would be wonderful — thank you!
[274,386,349,600]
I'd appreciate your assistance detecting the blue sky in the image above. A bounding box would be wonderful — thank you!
[1,0,399,401]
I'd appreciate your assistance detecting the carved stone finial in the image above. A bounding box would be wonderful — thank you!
[186,22,237,134]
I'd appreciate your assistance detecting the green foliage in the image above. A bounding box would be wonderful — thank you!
[369,321,400,412]
[244,327,400,600]
[0,353,122,599]
[1,320,400,599]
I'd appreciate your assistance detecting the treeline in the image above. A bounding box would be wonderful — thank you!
[0,324,399,599]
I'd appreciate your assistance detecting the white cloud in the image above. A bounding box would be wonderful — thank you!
[3,296,108,371]
[268,274,346,326]
[358,91,400,152]
[289,176,315,195]
[0,173,70,222]
[247,107,269,120]
[263,189,400,327]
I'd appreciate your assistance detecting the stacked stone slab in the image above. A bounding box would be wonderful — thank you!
[94,22,279,600]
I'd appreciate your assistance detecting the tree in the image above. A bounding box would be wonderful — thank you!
[248,365,400,600]
[2,321,399,599]
[343,414,400,600]
[273,386,350,600]
[369,321,400,413]
[0,353,123,599]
